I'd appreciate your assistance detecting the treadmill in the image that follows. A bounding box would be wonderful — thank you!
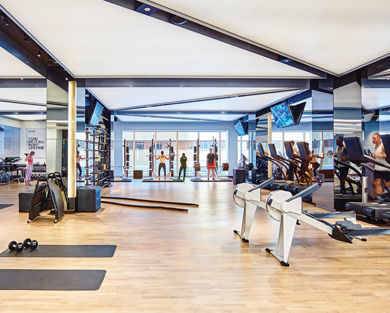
[268,143,305,193]
[344,136,390,222]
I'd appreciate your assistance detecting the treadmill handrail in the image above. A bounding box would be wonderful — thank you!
[334,159,362,178]
[286,183,321,203]
[248,177,275,192]
[362,155,390,170]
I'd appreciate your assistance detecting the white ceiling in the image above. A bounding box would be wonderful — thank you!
[0,88,46,104]
[4,114,46,121]
[116,113,244,122]
[89,87,297,110]
[151,0,390,75]
[132,89,300,112]
[0,47,41,78]
[0,0,316,78]
[362,88,390,110]
[0,88,46,117]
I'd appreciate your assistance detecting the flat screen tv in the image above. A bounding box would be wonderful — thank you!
[271,102,294,128]
[89,102,104,126]
[234,120,248,136]
[271,101,306,128]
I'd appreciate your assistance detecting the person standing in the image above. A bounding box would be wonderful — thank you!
[372,133,390,196]
[76,150,84,181]
[310,149,324,180]
[155,151,169,180]
[25,151,35,186]
[207,148,216,180]
[178,153,187,181]
[287,141,299,181]
[335,137,349,194]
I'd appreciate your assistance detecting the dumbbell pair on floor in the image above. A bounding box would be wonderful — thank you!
[8,238,39,253]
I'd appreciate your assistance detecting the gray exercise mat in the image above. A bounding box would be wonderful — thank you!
[0,204,13,210]
[0,245,116,257]
[0,269,106,290]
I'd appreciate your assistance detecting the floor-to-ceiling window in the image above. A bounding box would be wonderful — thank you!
[178,132,198,175]
[121,130,229,176]
[134,132,154,174]
[155,131,177,175]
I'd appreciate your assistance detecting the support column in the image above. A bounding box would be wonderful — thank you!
[267,112,272,178]
[68,81,77,211]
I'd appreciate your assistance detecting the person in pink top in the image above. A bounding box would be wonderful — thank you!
[25,151,35,186]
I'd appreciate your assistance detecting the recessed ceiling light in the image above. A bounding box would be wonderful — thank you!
[37,50,42,58]
[144,7,151,12]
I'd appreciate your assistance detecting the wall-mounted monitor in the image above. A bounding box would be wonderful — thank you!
[271,102,294,128]
[234,120,248,136]
[271,101,306,128]
[88,102,104,126]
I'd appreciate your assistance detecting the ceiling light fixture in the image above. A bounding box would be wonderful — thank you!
[144,7,151,12]
[3,18,9,26]
[37,50,42,58]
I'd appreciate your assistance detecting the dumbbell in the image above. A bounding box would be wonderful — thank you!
[23,238,38,250]
[8,241,24,253]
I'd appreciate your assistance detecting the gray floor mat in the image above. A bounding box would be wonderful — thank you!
[0,269,106,290]
[0,245,116,258]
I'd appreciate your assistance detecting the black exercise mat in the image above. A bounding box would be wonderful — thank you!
[0,204,13,210]
[0,245,116,258]
[0,269,106,290]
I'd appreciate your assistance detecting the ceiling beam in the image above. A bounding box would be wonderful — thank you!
[79,78,310,88]
[0,78,46,88]
[0,6,74,90]
[115,88,299,112]
[0,111,45,115]
[366,55,390,78]
[105,0,328,78]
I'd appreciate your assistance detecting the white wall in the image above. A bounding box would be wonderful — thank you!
[0,116,46,163]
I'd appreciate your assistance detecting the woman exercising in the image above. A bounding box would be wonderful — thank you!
[372,133,390,196]
[25,151,35,186]
[310,149,324,180]
[76,150,84,181]
[155,151,169,180]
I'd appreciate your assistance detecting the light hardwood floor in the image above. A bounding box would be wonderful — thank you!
[0,181,390,313]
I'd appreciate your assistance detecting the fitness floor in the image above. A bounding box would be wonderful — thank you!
[0,181,390,312]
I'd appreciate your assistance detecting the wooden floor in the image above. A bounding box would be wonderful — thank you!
[0,181,390,312]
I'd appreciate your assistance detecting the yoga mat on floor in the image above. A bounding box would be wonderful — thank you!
[0,245,116,258]
[0,269,106,290]
[0,204,13,210]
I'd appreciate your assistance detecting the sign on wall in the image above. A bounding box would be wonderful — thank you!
[26,128,46,159]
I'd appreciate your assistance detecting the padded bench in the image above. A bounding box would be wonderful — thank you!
[19,192,34,212]
[76,186,101,212]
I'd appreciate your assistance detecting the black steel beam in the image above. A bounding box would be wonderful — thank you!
[362,78,390,88]
[0,78,46,88]
[104,0,327,78]
[79,78,310,89]
[0,7,74,90]
[0,111,45,115]
[366,55,390,78]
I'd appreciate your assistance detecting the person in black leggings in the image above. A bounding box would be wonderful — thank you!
[178,153,187,180]
[155,151,169,180]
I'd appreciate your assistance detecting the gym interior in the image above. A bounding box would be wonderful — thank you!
[0,1,390,312]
